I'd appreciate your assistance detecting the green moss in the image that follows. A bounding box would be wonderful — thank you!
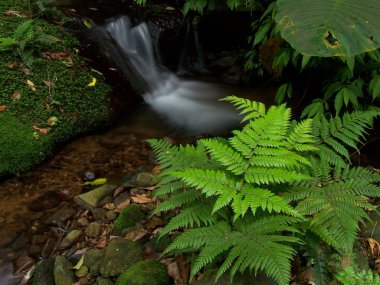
[114,205,145,232]
[116,260,170,285]
[0,0,112,175]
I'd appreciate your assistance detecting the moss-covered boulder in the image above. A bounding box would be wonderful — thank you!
[83,248,105,277]
[32,258,55,285]
[53,256,75,285]
[99,238,143,277]
[115,259,170,285]
[0,0,111,175]
[113,204,145,233]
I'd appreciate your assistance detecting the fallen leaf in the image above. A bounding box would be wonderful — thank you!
[82,19,93,29]
[124,228,148,241]
[32,126,50,134]
[115,198,131,213]
[71,255,84,270]
[80,210,89,217]
[11,91,21,101]
[47,116,58,126]
[7,61,17,69]
[143,186,157,191]
[23,68,30,75]
[368,238,380,255]
[0,105,7,112]
[82,178,107,186]
[43,80,55,87]
[4,9,24,17]
[163,259,184,285]
[145,219,166,229]
[152,165,161,174]
[113,186,125,198]
[96,234,107,249]
[87,77,97,87]
[26,79,36,91]
[131,194,153,204]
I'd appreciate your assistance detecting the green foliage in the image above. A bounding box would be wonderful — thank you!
[335,266,380,285]
[149,97,380,285]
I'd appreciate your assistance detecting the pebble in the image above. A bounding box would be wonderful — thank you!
[77,217,89,227]
[106,210,117,221]
[85,222,102,238]
[58,230,82,250]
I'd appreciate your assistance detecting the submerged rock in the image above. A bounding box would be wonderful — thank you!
[33,258,55,285]
[115,259,169,285]
[113,204,145,233]
[99,238,143,277]
[54,256,75,285]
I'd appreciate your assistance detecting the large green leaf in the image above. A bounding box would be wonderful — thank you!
[275,0,380,57]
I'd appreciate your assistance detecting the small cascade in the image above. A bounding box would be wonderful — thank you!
[93,15,240,135]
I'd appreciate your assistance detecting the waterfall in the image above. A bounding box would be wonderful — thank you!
[93,15,240,135]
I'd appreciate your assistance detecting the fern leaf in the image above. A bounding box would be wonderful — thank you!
[153,189,201,213]
[222,95,266,122]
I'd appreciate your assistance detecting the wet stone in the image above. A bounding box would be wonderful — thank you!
[32,258,55,285]
[85,222,102,238]
[77,217,89,227]
[44,204,76,226]
[91,208,107,221]
[74,183,118,210]
[135,172,159,187]
[105,210,117,221]
[54,255,75,285]
[58,230,82,250]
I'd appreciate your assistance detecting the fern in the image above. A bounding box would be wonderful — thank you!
[335,266,380,285]
[148,96,380,285]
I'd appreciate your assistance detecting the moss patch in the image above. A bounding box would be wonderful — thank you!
[114,204,145,232]
[0,0,111,175]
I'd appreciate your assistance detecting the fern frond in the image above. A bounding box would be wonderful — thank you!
[153,189,201,213]
[160,203,218,235]
[335,266,380,285]
[222,95,266,122]
[13,20,34,40]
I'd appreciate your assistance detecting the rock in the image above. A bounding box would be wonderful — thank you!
[74,183,119,210]
[32,258,55,285]
[95,276,114,285]
[58,230,82,250]
[99,196,113,207]
[115,259,169,285]
[84,170,96,181]
[32,232,52,245]
[99,238,143,277]
[106,210,117,221]
[54,256,75,285]
[77,217,89,227]
[83,248,105,277]
[91,208,107,221]
[113,205,145,233]
[44,204,76,226]
[0,222,27,247]
[28,192,61,211]
[85,222,102,238]
[130,187,146,196]
[135,172,159,187]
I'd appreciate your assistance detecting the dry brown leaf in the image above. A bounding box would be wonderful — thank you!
[23,68,30,75]
[7,61,17,69]
[96,235,107,249]
[42,51,71,62]
[131,194,153,204]
[113,186,125,198]
[43,80,55,87]
[152,165,161,174]
[163,259,184,285]
[145,219,166,229]
[80,209,89,217]
[26,79,36,91]
[0,105,7,112]
[368,238,380,255]
[11,91,21,101]
[32,126,50,134]
[115,198,130,213]
[4,9,24,17]
[143,186,157,191]
[124,228,148,242]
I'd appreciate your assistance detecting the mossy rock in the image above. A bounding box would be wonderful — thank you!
[0,0,111,175]
[99,238,143,277]
[32,258,55,285]
[83,248,105,277]
[53,256,75,285]
[113,204,145,232]
[116,260,170,285]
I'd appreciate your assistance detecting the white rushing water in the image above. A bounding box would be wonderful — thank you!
[95,16,240,135]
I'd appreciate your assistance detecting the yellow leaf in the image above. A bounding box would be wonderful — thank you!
[47,116,58,126]
[367,238,380,254]
[83,178,107,186]
[72,255,84,270]
[165,6,175,10]
[26,80,36,92]
[82,18,93,29]
[87,77,97,87]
